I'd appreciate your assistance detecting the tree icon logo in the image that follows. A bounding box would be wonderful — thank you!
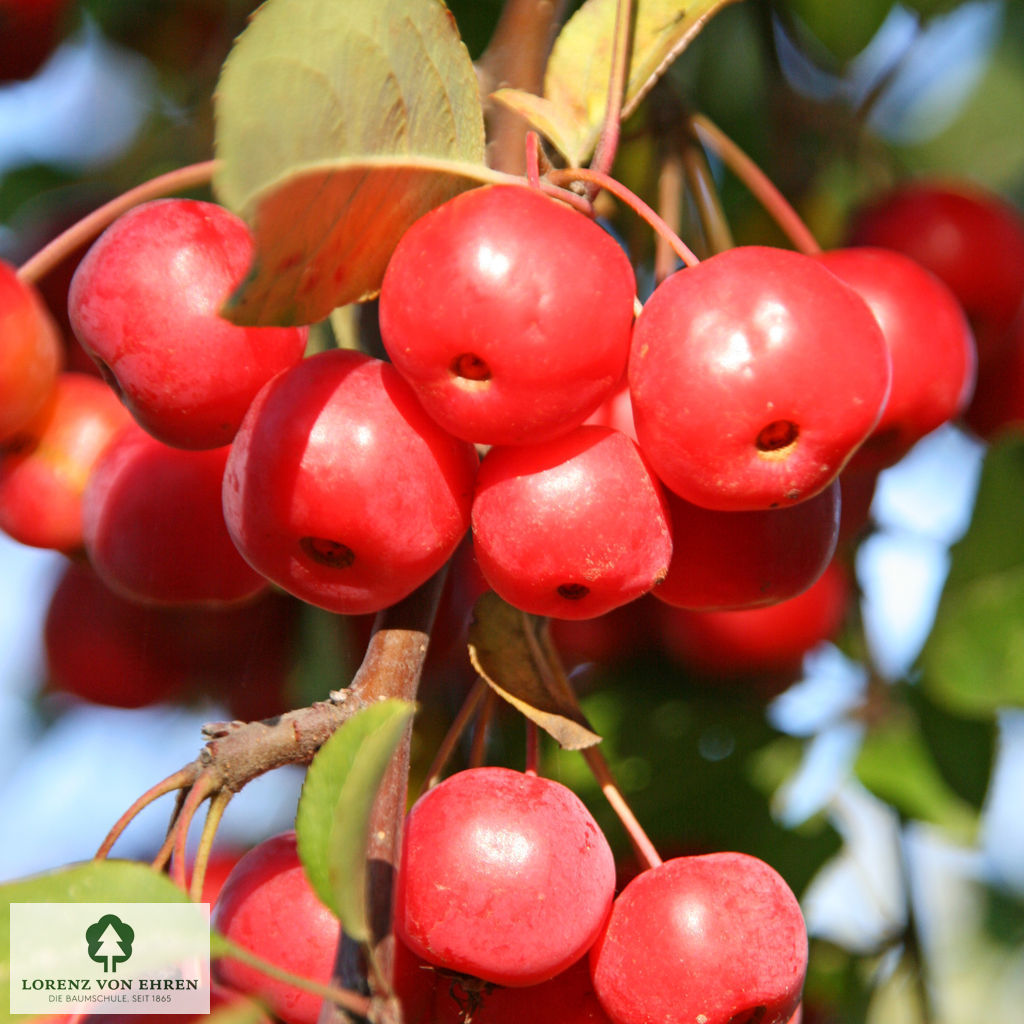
[85,914,135,973]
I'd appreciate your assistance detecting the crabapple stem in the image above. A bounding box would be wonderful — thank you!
[170,771,219,890]
[94,767,194,859]
[16,160,218,285]
[589,0,635,183]
[188,789,233,903]
[683,140,735,255]
[689,113,821,254]
[423,676,489,792]
[218,939,373,1021]
[471,689,499,767]
[548,166,700,268]
[537,180,596,216]
[655,149,685,284]
[525,720,540,775]
[525,131,543,188]
[581,746,662,870]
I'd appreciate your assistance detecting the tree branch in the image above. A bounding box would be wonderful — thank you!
[477,0,567,173]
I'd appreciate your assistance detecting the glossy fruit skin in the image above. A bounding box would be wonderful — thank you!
[394,767,616,988]
[212,831,339,1024]
[629,246,891,510]
[68,199,308,450]
[83,421,267,606]
[0,259,62,444]
[589,853,807,1024]
[0,372,132,551]
[656,479,840,610]
[849,181,1024,343]
[584,377,637,441]
[815,247,976,470]
[656,559,849,681]
[223,348,478,615]
[471,425,672,619]
[378,185,636,445]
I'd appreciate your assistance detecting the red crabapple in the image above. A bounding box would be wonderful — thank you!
[44,561,297,711]
[44,561,193,708]
[83,421,267,606]
[394,767,616,988]
[849,180,1024,345]
[471,425,673,619]
[656,479,840,610]
[398,947,613,1024]
[68,199,308,450]
[223,348,478,615]
[590,853,807,1024]
[963,300,1024,438]
[656,559,850,682]
[815,247,975,469]
[379,185,636,445]
[0,371,132,551]
[629,246,891,510]
[212,831,338,1024]
[0,258,62,445]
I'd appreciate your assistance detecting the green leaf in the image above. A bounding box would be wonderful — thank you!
[543,673,840,894]
[782,0,896,64]
[922,437,1024,716]
[2,861,190,1013]
[294,699,416,942]
[909,685,996,809]
[213,0,490,325]
[943,437,1024,591]
[0,859,191,909]
[504,0,739,166]
[854,712,979,840]
[923,565,1024,716]
[467,591,603,750]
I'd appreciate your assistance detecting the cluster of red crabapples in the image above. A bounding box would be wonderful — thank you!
[211,766,808,1024]
[1,177,988,638]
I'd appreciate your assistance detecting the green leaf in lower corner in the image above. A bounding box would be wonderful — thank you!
[213,0,490,325]
[854,712,979,840]
[294,699,416,942]
[1,859,191,913]
[532,0,740,166]
[2,861,190,1012]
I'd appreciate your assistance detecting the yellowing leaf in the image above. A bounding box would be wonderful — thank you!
[489,90,586,165]
[213,0,491,325]
[468,592,602,750]
[514,0,739,166]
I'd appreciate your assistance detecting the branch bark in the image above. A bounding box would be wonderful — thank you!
[477,0,567,173]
